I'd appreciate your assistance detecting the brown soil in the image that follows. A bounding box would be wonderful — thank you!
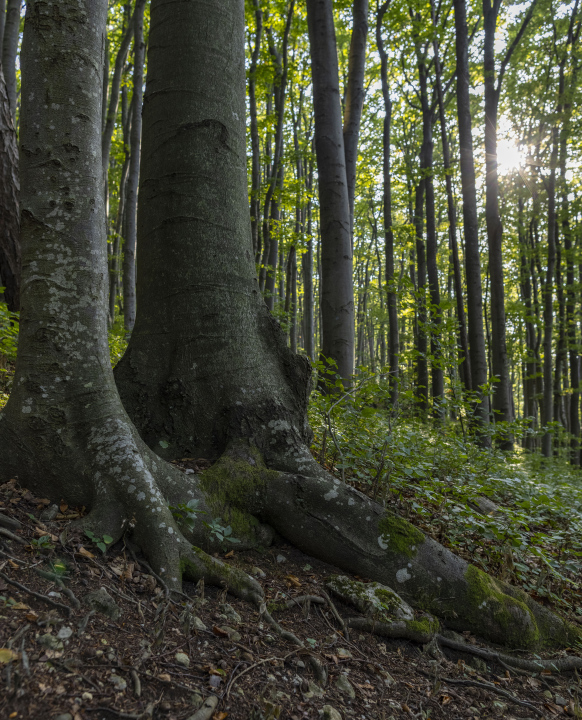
[0,477,580,720]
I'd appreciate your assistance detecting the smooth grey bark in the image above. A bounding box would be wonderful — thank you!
[0,64,19,310]
[122,0,146,332]
[453,0,489,433]
[306,0,355,382]
[0,0,263,605]
[102,36,110,134]
[377,0,399,404]
[1,0,19,121]
[114,0,312,462]
[343,0,368,237]
[102,2,135,181]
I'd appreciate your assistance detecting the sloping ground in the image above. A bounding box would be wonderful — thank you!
[1,477,581,720]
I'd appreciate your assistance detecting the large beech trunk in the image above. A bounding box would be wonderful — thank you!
[1,0,576,655]
[0,0,261,605]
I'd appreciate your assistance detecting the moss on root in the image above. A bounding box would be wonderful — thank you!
[464,565,540,648]
[404,615,440,637]
[199,447,277,538]
[377,512,425,559]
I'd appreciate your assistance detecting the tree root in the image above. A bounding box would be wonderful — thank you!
[347,616,434,644]
[436,634,582,673]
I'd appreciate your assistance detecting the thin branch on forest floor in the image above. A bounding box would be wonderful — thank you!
[0,569,72,614]
[0,527,27,544]
[225,649,299,699]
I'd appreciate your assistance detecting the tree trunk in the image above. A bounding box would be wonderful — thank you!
[416,49,444,415]
[431,0,470,393]
[302,163,315,360]
[483,0,514,446]
[343,0,368,238]
[377,0,399,404]
[249,0,263,259]
[414,181,428,411]
[102,2,135,182]
[122,0,146,332]
[453,0,489,435]
[2,0,20,121]
[0,0,265,605]
[306,0,355,383]
[0,0,6,59]
[0,65,19,311]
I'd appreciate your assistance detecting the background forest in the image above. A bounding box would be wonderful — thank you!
[1,0,582,627]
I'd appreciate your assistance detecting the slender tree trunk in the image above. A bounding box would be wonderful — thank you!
[302,163,315,359]
[249,0,263,258]
[306,0,355,383]
[102,2,135,181]
[431,0,470,393]
[414,181,428,411]
[343,0,368,238]
[0,65,19,310]
[416,52,444,414]
[0,0,6,59]
[377,0,399,403]
[123,0,146,332]
[453,0,489,435]
[2,0,20,121]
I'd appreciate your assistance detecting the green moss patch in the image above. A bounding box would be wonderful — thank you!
[377,512,425,559]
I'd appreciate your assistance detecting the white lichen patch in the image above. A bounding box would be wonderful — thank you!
[324,489,339,501]
[396,568,412,584]
[377,535,389,550]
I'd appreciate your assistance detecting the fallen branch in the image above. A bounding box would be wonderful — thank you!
[186,695,218,720]
[0,570,72,615]
[0,527,26,544]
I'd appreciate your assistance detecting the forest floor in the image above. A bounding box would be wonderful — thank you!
[1,477,582,720]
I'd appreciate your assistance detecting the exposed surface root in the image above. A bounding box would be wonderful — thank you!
[436,633,582,673]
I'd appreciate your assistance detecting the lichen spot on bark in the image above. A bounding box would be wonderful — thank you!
[377,513,424,559]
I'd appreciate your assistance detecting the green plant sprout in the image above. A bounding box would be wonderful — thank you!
[85,529,114,553]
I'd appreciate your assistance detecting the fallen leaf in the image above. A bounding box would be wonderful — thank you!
[224,550,235,559]
[212,625,229,637]
[0,648,18,663]
[38,499,50,506]
[59,503,68,513]
[11,602,30,610]
[213,713,228,720]
[77,546,95,559]
[8,560,18,569]
[25,612,39,622]
[157,673,171,682]
[285,575,302,588]
[440,695,452,706]
[55,684,66,695]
